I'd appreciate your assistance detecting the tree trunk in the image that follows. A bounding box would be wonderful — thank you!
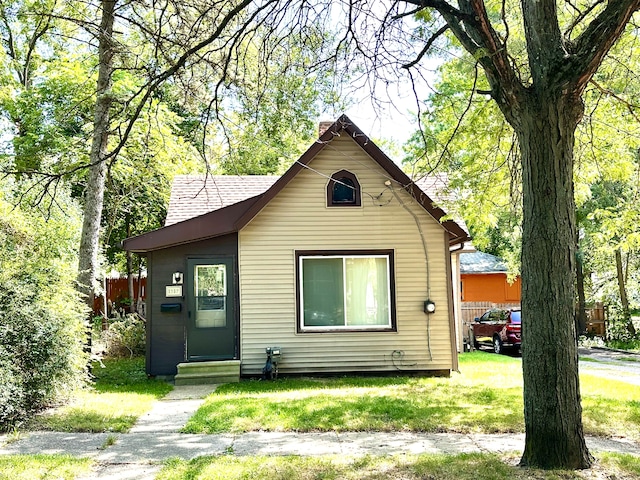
[615,248,636,335]
[518,92,592,469]
[126,218,135,314]
[136,260,145,317]
[76,0,116,308]
[575,243,587,335]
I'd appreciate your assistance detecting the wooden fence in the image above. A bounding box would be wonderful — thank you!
[461,302,521,324]
[93,277,147,317]
[584,302,607,336]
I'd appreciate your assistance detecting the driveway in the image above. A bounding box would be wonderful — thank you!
[578,347,640,386]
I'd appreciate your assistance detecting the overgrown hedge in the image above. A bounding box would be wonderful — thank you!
[0,183,87,430]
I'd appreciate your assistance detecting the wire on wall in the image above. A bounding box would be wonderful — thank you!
[391,350,417,370]
[389,184,433,361]
[294,159,392,206]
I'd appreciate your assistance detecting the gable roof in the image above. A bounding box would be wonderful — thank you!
[123,114,471,253]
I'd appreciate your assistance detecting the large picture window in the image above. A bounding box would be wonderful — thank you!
[296,250,396,332]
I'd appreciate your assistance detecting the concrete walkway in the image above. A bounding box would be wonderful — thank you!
[1,384,639,480]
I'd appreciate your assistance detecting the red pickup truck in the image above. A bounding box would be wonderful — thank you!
[471,309,521,354]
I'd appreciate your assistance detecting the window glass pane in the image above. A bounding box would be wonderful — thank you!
[195,264,226,328]
[333,178,355,203]
[345,257,390,326]
[302,258,344,326]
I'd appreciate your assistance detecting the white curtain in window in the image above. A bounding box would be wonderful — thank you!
[345,257,389,326]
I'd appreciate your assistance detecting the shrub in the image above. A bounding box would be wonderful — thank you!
[101,313,146,358]
[606,303,640,351]
[0,182,87,430]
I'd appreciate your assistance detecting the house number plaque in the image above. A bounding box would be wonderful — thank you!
[165,285,183,297]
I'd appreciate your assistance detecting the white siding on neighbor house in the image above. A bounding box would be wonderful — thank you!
[238,135,454,375]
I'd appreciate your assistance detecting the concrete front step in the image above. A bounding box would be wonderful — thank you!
[174,360,240,385]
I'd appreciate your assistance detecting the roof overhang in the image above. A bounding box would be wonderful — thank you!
[122,195,261,253]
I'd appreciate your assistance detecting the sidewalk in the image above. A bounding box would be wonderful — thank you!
[1,384,639,480]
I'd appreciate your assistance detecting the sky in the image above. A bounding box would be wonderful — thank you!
[345,99,418,145]
[331,59,443,148]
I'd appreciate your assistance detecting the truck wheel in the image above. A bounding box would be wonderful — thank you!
[469,328,479,350]
[493,336,503,355]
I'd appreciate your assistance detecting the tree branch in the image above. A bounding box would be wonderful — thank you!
[569,0,640,92]
[589,79,640,123]
[402,25,449,69]
[430,0,523,114]
[105,0,277,164]
[564,0,606,39]
[520,0,564,85]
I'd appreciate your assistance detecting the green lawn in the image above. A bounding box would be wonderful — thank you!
[156,452,640,480]
[0,452,637,480]
[4,353,639,479]
[183,352,640,441]
[0,454,92,480]
[27,357,172,433]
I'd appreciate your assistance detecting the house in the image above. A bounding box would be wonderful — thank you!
[460,251,521,304]
[458,251,521,330]
[123,115,470,382]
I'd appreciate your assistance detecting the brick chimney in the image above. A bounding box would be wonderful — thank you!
[318,120,333,137]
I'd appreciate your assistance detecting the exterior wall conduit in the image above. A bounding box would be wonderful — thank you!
[389,183,433,361]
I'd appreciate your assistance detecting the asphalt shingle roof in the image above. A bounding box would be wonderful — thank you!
[460,251,508,273]
[165,175,278,226]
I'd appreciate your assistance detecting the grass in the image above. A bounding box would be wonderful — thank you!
[0,454,92,480]
[3,353,637,479]
[156,453,640,480]
[27,357,172,433]
[183,352,640,441]
[0,452,635,480]
[578,356,602,363]
[580,354,640,364]
[620,356,640,363]
[99,434,118,450]
[607,339,640,352]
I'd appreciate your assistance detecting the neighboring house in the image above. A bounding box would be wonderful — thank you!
[460,251,521,304]
[123,115,470,381]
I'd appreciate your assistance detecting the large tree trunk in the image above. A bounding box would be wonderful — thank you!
[77,0,116,308]
[518,92,592,469]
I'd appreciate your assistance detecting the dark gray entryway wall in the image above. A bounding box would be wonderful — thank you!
[146,233,238,376]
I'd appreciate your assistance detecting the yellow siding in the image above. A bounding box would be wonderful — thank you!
[239,135,453,375]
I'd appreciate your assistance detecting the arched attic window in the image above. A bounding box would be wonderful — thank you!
[327,170,361,207]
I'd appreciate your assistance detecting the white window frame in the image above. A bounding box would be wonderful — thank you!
[297,251,395,332]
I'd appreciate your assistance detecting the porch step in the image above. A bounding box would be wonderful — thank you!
[174,360,240,386]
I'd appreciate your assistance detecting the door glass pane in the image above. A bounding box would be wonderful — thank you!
[195,264,226,328]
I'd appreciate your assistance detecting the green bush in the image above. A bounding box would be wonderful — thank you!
[0,182,87,430]
[101,313,146,358]
[605,303,640,351]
